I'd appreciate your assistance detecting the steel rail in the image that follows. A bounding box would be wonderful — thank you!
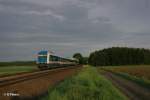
[0,66,78,87]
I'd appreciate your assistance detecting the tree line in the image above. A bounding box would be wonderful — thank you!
[88,47,150,66]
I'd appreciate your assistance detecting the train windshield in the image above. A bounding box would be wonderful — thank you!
[38,55,47,63]
[37,51,48,63]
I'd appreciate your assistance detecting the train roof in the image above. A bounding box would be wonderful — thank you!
[38,50,48,55]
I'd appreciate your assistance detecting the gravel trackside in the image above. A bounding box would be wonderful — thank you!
[0,66,81,100]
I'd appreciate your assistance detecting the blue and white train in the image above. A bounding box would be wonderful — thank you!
[37,50,77,70]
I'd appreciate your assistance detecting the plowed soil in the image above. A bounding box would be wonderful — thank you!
[0,66,81,100]
[102,71,150,100]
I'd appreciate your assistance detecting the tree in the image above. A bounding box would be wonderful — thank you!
[82,57,88,64]
[73,53,83,64]
[88,47,150,66]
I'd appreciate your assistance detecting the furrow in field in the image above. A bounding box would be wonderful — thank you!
[102,71,150,100]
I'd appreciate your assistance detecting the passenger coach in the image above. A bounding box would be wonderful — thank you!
[37,50,77,70]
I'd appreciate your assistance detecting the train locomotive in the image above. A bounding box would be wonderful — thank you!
[37,50,77,70]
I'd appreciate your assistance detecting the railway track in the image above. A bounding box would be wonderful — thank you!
[0,66,78,87]
[0,65,81,100]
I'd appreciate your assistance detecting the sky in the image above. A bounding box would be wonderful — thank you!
[0,0,150,61]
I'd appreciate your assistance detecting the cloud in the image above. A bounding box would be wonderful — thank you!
[0,0,150,61]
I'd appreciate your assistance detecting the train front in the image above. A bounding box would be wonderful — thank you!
[37,50,49,70]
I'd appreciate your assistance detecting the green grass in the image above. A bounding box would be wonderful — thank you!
[41,65,127,100]
[0,61,36,67]
[0,66,38,76]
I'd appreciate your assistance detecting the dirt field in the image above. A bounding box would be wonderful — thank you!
[0,66,81,100]
[101,70,150,100]
[104,65,150,80]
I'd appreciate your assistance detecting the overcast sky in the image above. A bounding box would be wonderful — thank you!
[0,0,150,61]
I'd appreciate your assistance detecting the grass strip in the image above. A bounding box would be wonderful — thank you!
[41,65,127,100]
[0,66,37,76]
